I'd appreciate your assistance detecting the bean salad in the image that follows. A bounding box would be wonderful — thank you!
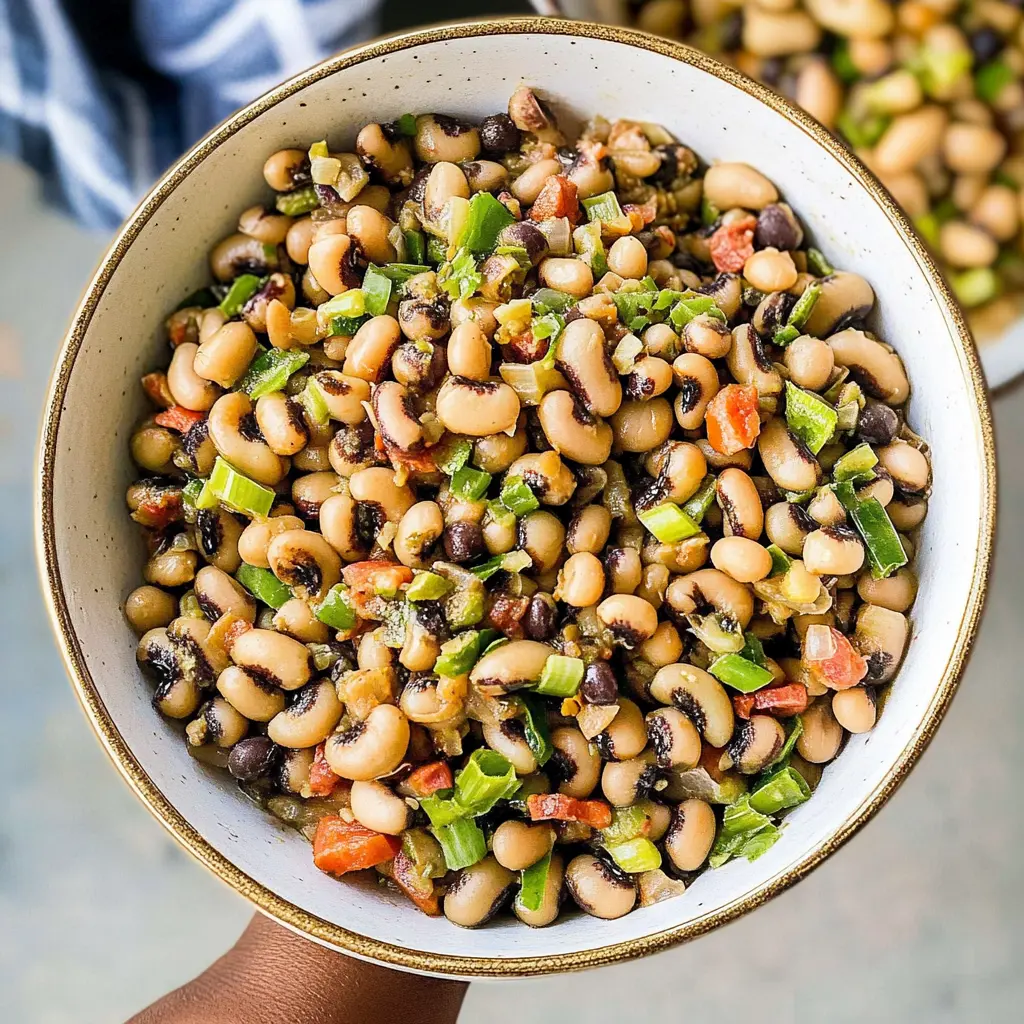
[622,0,1024,339]
[125,87,929,928]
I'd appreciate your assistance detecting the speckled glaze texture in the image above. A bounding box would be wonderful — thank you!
[36,19,995,979]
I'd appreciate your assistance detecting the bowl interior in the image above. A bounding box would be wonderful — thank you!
[40,22,992,975]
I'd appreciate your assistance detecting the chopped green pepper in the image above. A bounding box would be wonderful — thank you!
[217,274,262,318]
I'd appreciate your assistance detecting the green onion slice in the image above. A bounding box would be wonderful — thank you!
[275,186,318,216]
[238,348,309,400]
[454,749,521,814]
[766,544,792,577]
[785,381,838,455]
[530,288,576,315]
[434,630,483,677]
[535,654,584,698]
[605,837,662,874]
[361,265,393,316]
[471,549,532,582]
[218,274,262,318]
[517,853,552,912]
[749,766,811,815]
[681,475,717,524]
[432,436,473,477]
[806,248,834,277]
[431,818,487,871]
[406,571,452,603]
[517,693,554,766]
[832,442,878,483]
[197,457,274,519]
[638,502,701,543]
[581,190,632,233]
[708,652,775,693]
[235,563,291,609]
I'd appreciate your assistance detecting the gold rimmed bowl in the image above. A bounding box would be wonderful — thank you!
[36,18,994,978]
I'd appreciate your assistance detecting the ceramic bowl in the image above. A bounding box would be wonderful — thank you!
[37,18,995,978]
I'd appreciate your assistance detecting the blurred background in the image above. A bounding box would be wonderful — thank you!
[2,1,1023,1021]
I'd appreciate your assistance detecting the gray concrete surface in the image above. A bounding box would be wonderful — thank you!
[0,151,1021,1022]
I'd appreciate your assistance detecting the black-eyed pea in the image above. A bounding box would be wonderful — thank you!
[306,234,356,296]
[592,697,647,761]
[550,726,601,799]
[725,715,785,774]
[450,296,500,338]
[291,471,341,519]
[716,467,764,539]
[970,184,1020,242]
[144,548,198,588]
[645,441,707,504]
[625,357,673,401]
[483,719,538,775]
[346,205,397,264]
[638,621,682,670]
[939,219,998,269]
[636,562,670,610]
[510,158,561,204]
[473,419,527,473]
[764,500,813,555]
[444,856,516,928]
[605,546,642,595]
[565,854,636,920]
[422,161,470,225]
[231,627,312,691]
[796,698,844,763]
[357,630,394,671]
[803,525,865,576]
[556,317,621,416]
[758,417,821,493]
[492,820,555,872]
[263,148,308,191]
[507,452,576,506]
[601,752,658,807]
[857,566,918,612]
[349,467,416,523]
[272,598,330,644]
[596,595,658,649]
[744,247,798,293]
[447,321,492,380]
[682,313,732,359]
[237,515,304,569]
[394,501,444,568]
[877,440,930,493]
[703,162,779,210]
[124,585,178,633]
[696,437,753,471]
[710,536,773,583]
[672,353,719,430]
[208,392,287,485]
[832,686,877,734]
[356,123,414,185]
[436,376,520,436]
[371,380,424,453]
[343,315,402,383]
[186,697,248,749]
[887,494,927,532]
[665,567,754,628]
[313,371,371,425]
[664,799,716,872]
[610,398,674,453]
[567,504,612,555]
[857,471,895,508]
[399,618,440,673]
[275,746,315,793]
[795,58,843,129]
[537,389,613,465]
[209,233,278,283]
[643,322,681,360]
[807,486,846,527]
[607,236,649,280]
[130,422,178,474]
[350,780,411,836]
[855,604,909,684]
[556,552,606,608]
[942,121,1007,176]
[646,706,700,769]
[324,703,410,780]
[727,323,783,397]
[194,567,255,626]
[254,393,310,457]
[872,105,947,176]
[167,342,221,412]
[217,665,285,723]
[267,680,343,749]
[415,113,480,165]
[538,257,594,299]
[285,216,316,264]
[784,336,834,391]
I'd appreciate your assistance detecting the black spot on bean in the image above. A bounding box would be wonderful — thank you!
[671,690,707,735]
[433,113,472,137]
[196,509,223,558]
[675,376,702,415]
[239,412,264,443]
[863,650,894,683]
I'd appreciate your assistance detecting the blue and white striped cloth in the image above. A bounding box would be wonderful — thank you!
[0,0,381,229]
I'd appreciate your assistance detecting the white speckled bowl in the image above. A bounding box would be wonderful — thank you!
[37,19,994,978]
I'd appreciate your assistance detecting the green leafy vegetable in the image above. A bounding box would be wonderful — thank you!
[394,113,417,136]
[438,247,482,300]
[432,436,473,476]
[517,853,552,912]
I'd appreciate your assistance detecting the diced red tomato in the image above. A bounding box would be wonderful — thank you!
[803,625,868,690]
[709,215,756,273]
[732,683,810,720]
[387,446,438,476]
[308,743,342,797]
[529,174,580,224]
[705,384,761,456]
[130,487,183,529]
[342,560,415,594]
[154,405,206,433]
[391,850,442,916]
[403,761,453,798]
[624,194,658,226]
[312,817,401,876]
[527,793,613,830]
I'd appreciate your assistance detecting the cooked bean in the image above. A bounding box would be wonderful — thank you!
[323,703,410,780]
[711,536,772,583]
[758,417,821,494]
[350,780,410,835]
[637,621,683,669]
[167,342,221,412]
[602,753,658,807]
[855,603,909,684]
[492,821,555,871]
[511,158,561,204]
[556,552,606,608]
[194,566,256,623]
[350,466,415,524]
[436,376,520,436]
[703,162,778,211]
[565,854,636,920]
[764,501,812,555]
[857,566,917,612]
[217,664,285,723]
[567,505,612,555]
[237,515,305,569]
[802,525,865,577]
[832,687,877,734]
[272,598,329,644]
[672,353,720,430]
[186,697,248,749]
[605,546,642,595]
[649,662,734,747]
[208,392,287,486]
[607,236,649,280]
[877,440,930,493]
[267,680,342,749]
[726,715,785,774]
[610,398,674,453]
[664,799,716,872]
[716,467,764,539]
[550,726,602,799]
[445,856,515,928]
[231,628,311,691]
[593,698,648,761]
[124,585,177,633]
[727,323,783,398]
[538,389,613,466]
[796,698,844,764]
[784,336,834,391]
[263,148,308,191]
[144,548,198,588]
[646,706,700,769]
[556,317,621,417]
[227,735,278,782]
[596,595,658,649]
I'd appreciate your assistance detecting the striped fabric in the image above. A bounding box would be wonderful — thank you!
[0,0,380,229]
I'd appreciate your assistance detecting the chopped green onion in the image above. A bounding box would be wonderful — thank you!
[681,474,717,524]
[950,267,1000,308]
[530,288,575,315]
[361,265,393,316]
[740,632,767,668]
[831,41,860,83]
[197,457,274,518]
[499,475,539,517]
[913,45,972,98]
[600,804,652,846]
[749,766,811,815]
[454,749,521,814]
[238,348,310,399]
[573,221,609,276]
[612,333,644,374]
[708,795,780,869]
[181,478,204,512]
[581,190,632,233]
[668,294,725,330]
[471,549,532,582]
[406,571,452,602]
[806,248,833,277]
[785,381,838,455]
[218,274,262,318]
[774,325,800,347]
[832,443,877,483]
[708,652,775,693]
[418,792,462,828]
[459,192,516,255]
[976,60,1016,104]
[379,263,432,286]
[767,544,792,578]
[701,194,720,226]
[432,437,473,476]
[517,853,551,912]
[319,290,365,320]
[432,818,487,871]
[314,584,357,630]
[328,314,370,337]
[297,376,330,426]
[605,837,662,874]
[437,246,482,301]
[517,693,553,766]
[426,235,447,264]
[434,630,482,677]
[477,628,505,656]
[235,563,291,609]
[403,230,426,264]
[444,586,484,629]
[765,716,803,771]
[535,654,584,698]
[834,482,908,579]
[775,281,822,345]
[275,186,318,216]
[638,502,701,543]
[394,113,417,136]
[450,465,491,501]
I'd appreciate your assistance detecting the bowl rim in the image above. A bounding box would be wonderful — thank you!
[35,16,996,978]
